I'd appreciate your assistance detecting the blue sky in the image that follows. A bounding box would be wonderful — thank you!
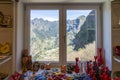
[31,10,92,21]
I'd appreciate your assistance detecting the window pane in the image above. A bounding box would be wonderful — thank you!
[66,10,96,61]
[30,10,59,61]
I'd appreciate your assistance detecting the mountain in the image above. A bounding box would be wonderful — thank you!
[30,10,95,51]
[73,10,95,50]
[66,15,86,46]
[67,15,86,33]
[31,18,59,40]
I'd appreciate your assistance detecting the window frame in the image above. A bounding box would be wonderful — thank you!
[24,3,102,67]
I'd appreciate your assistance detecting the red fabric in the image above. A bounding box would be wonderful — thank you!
[9,72,22,80]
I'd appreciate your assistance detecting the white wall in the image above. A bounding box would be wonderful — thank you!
[102,0,112,70]
[15,2,24,72]
[20,0,107,3]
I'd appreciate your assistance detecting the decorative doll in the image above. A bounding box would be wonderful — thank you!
[60,65,66,73]
[22,49,33,72]
[22,49,28,57]
[22,56,28,72]
[33,61,40,72]
[27,55,32,70]
[40,64,45,70]
[67,64,74,74]
[45,63,51,70]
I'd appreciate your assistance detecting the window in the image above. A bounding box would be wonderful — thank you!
[30,10,59,61]
[66,10,96,61]
[25,4,102,65]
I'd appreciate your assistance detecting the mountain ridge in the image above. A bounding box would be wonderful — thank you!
[30,10,95,51]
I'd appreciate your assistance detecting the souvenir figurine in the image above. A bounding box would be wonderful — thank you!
[22,49,28,57]
[22,49,28,72]
[60,65,66,73]
[27,55,32,70]
[34,74,46,80]
[0,12,4,25]
[45,63,51,70]
[21,49,33,72]
[67,64,74,74]
[74,57,80,73]
[9,72,22,80]
[33,61,40,72]
[40,64,45,70]
[98,48,103,66]
[0,42,10,54]
[22,56,28,72]
[115,46,120,56]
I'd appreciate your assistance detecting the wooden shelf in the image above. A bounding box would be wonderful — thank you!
[0,0,14,75]
[113,55,120,63]
[0,27,13,29]
[0,0,13,4]
[112,28,120,30]
[0,72,9,80]
[0,54,12,65]
[4,76,10,80]
[112,26,120,30]
[0,27,13,33]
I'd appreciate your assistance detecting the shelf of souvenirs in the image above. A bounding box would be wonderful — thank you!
[0,53,12,65]
[112,24,120,30]
[112,27,120,30]
[0,72,9,80]
[0,0,13,4]
[112,1,120,4]
[0,27,13,29]
[0,27,13,33]
[113,54,120,63]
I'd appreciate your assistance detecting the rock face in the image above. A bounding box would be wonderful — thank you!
[73,10,95,50]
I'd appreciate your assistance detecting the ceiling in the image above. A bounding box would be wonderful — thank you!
[20,0,108,3]
[0,0,113,3]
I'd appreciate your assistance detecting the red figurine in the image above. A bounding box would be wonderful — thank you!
[9,72,22,80]
[98,48,103,65]
[74,57,80,73]
[115,77,120,80]
[94,56,98,62]
[103,72,109,80]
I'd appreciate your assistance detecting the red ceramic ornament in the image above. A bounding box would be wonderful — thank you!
[74,57,80,73]
[98,48,103,65]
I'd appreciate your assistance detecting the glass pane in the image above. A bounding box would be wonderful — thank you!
[66,10,96,61]
[30,10,59,61]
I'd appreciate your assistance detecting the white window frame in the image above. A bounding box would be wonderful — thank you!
[24,3,102,67]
